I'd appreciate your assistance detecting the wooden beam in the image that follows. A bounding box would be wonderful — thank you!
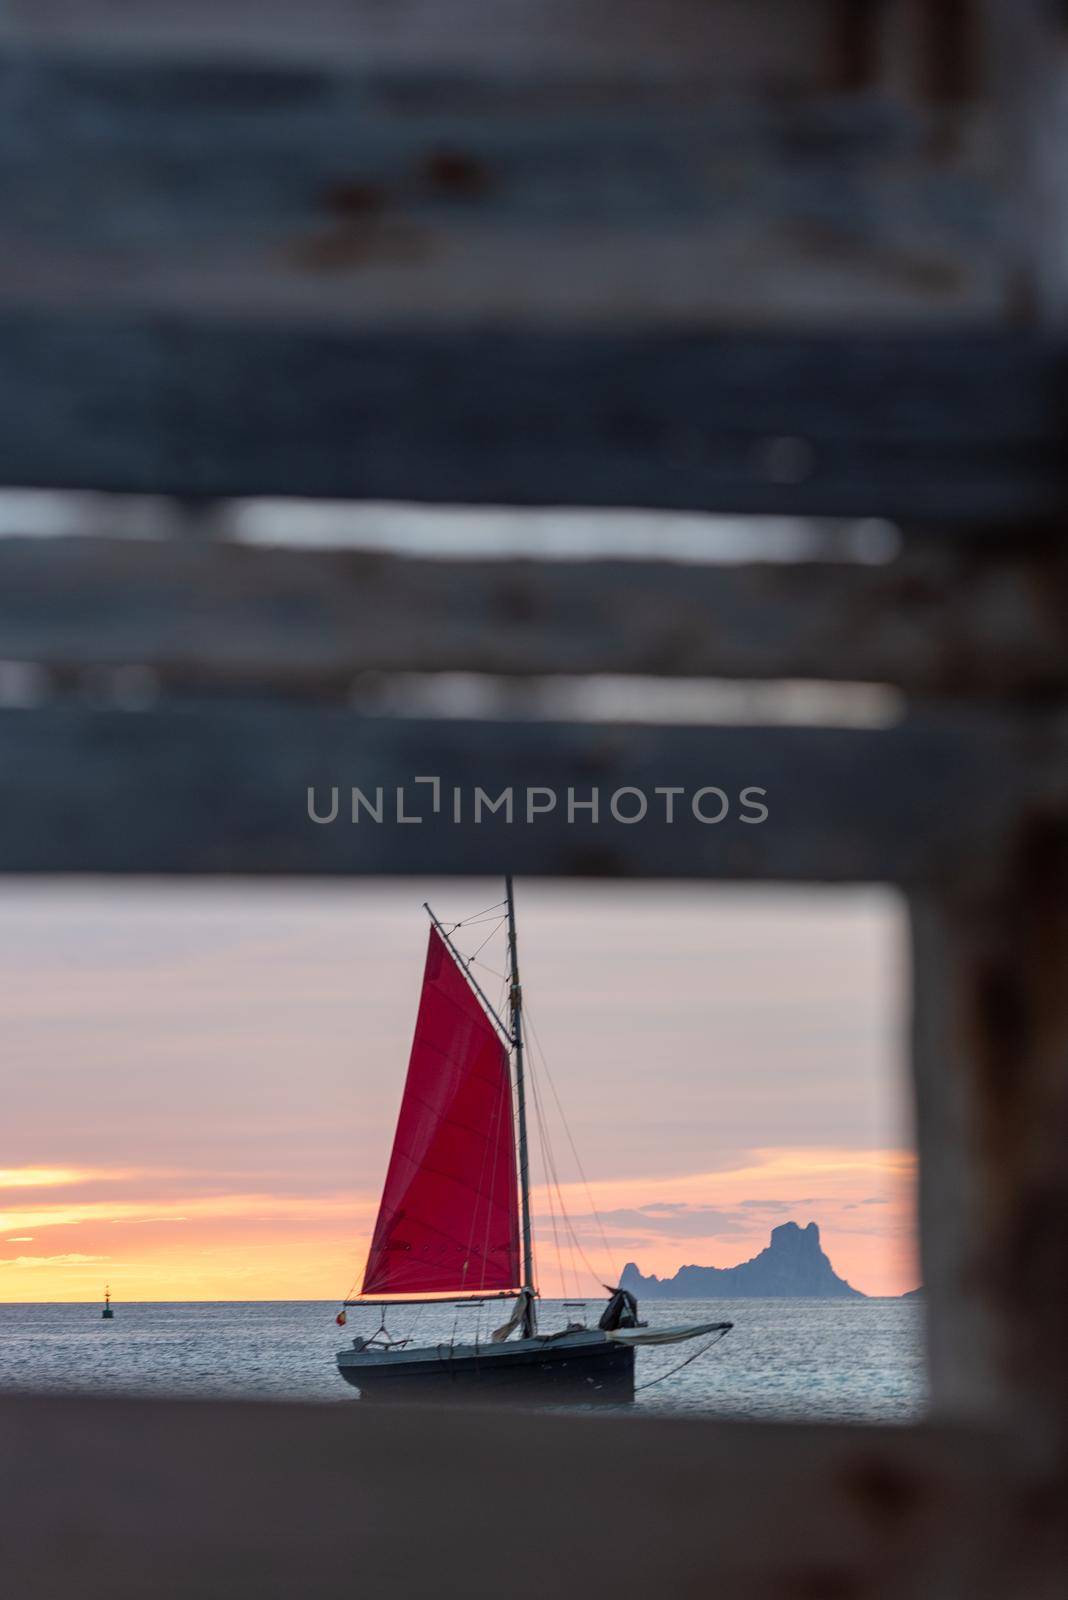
[2,1393,1062,1600]
[0,318,1063,517]
[910,837,1068,1441]
[0,703,1063,880]
[4,537,1068,695]
[0,22,1006,331]
[0,0,846,80]
[981,0,1068,322]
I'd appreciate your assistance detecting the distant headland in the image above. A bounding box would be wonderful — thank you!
[620,1220,864,1299]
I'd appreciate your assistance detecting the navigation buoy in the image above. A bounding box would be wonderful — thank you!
[335,1309,347,1326]
[102,1286,114,1320]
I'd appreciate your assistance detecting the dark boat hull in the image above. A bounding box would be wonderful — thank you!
[337,1331,635,1404]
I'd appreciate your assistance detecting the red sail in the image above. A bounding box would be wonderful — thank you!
[361,926,520,1296]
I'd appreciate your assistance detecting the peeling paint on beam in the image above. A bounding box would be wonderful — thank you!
[0,16,1006,331]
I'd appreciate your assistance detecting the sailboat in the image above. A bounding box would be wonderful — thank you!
[336,878,732,1403]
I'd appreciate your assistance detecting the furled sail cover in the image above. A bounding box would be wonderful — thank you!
[361,927,520,1296]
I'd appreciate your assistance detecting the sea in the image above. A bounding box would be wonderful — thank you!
[0,1297,925,1421]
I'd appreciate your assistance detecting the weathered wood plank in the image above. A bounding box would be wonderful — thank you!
[981,0,1068,322]
[0,23,1005,327]
[0,0,990,111]
[5,538,1068,695]
[0,318,1064,517]
[911,851,1068,1442]
[2,1393,1062,1600]
[0,703,1063,881]
[0,0,846,79]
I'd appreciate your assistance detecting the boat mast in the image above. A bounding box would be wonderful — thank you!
[505,875,536,1337]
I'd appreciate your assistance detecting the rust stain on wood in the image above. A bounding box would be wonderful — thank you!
[320,179,389,218]
[288,219,431,271]
[422,147,494,199]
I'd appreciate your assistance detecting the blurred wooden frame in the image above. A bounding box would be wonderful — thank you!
[0,3,1066,1596]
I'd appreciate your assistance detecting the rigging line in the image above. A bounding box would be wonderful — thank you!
[552,1170,583,1298]
[465,917,507,965]
[538,1088,568,1305]
[521,1012,612,1291]
[445,898,508,928]
[496,972,512,1060]
[540,1141,567,1309]
[462,897,508,919]
[445,915,509,936]
[451,909,510,927]
[442,913,504,934]
[634,1327,732,1392]
[524,999,615,1281]
[528,1055,585,1299]
[471,958,510,983]
[538,1141,606,1294]
[528,1057,568,1302]
[529,1053,585,1299]
[525,998,612,1270]
[343,1227,376,1302]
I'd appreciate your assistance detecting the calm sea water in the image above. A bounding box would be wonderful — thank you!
[0,1298,925,1421]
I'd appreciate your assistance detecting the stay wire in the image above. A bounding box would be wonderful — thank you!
[634,1326,732,1392]
[524,999,615,1281]
[529,1063,567,1304]
[471,957,509,984]
[528,1059,572,1301]
[523,1005,615,1289]
[443,899,508,930]
[527,1049,588,1297]
[531,1071,601,1295]
[466,917,507,965]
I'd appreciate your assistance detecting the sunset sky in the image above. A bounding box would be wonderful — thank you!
[1,879,917,1302]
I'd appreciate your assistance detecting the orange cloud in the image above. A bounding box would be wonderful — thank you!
[1,1254,108,1268]
[0,1168,92,1190]
[0,1166,196,1192]
[0,1192,370,1236]
[0,1147,916,1302]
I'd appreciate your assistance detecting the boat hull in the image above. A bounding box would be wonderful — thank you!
[337,1330,635,1404]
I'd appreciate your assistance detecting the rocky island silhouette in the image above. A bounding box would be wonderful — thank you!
[620,1220,864,1298]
